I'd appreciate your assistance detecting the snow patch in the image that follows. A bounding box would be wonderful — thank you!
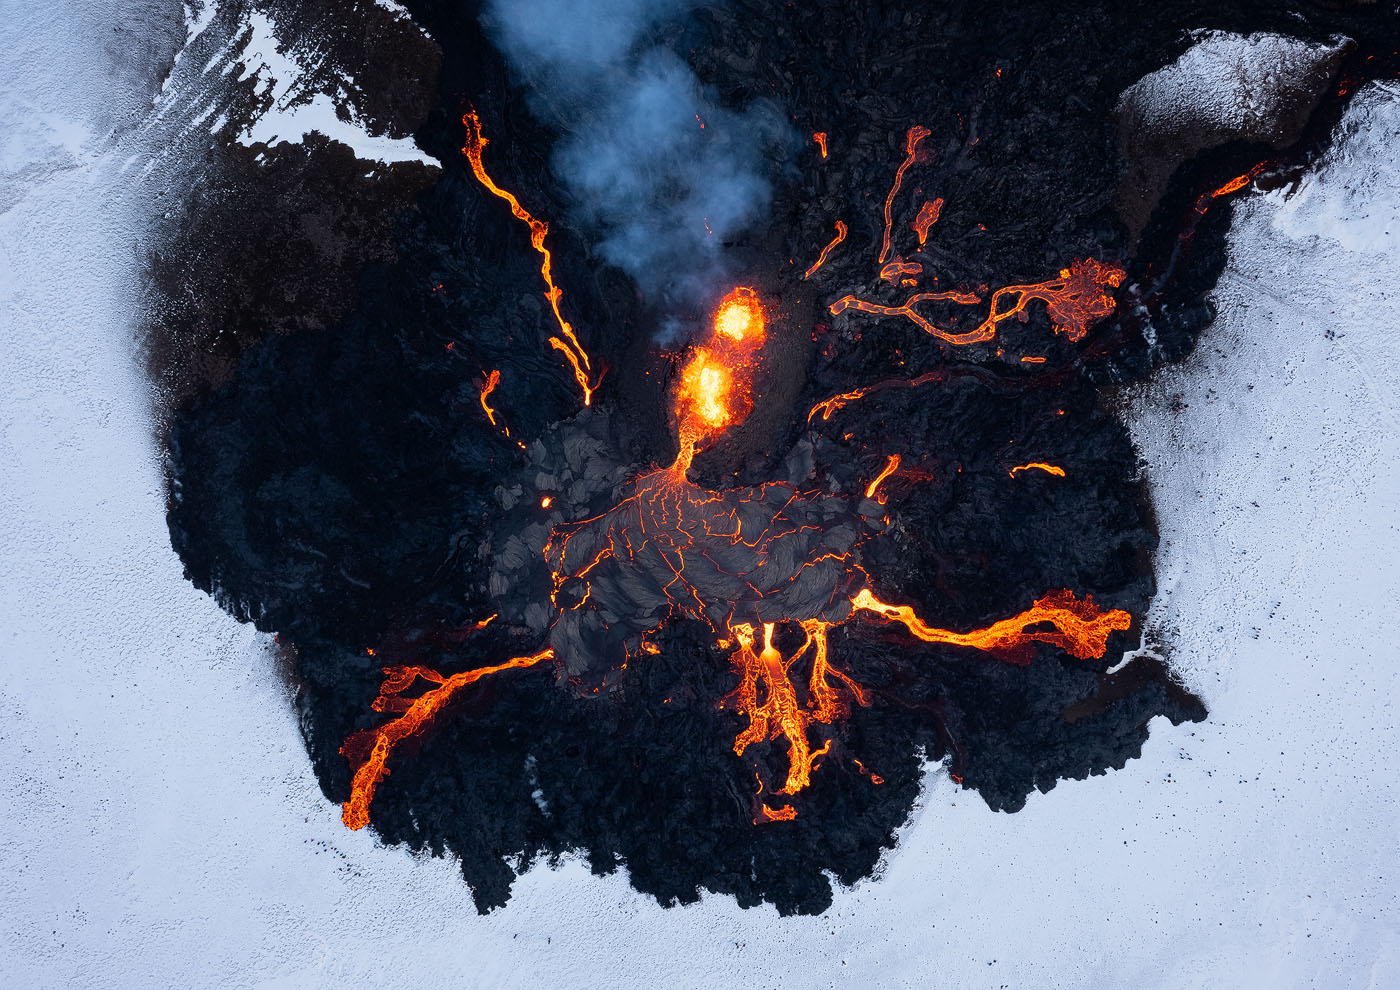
[1119,30,1347,137]
[230,8,437,167]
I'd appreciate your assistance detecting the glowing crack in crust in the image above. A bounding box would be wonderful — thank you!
[338,122,1136,831]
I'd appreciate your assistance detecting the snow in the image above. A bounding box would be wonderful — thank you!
[1118,30,1347,138]
[229,8,439,167]
[2,9,1398,988]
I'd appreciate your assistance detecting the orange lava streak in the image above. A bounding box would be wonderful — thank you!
[911,197,943,245]
[1212,173,1251,198]
[807,370,946,422]
[829,257,1124,345]
[723,620,864,809]
[340,648,553,830]
[803,221,848,280]
[829,290,985,344]
[461,108,599,406]
[864,454,901,500]
[879,125,931,264]
[753,773,798,824]
[479,369,506,435]
[852,757,885,785]
[1009,462,1065,478]
[879,260,922,284]
[812,131,829,158]
[849,588,1130,664]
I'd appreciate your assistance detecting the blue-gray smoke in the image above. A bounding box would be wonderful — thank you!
[481,0,794,305]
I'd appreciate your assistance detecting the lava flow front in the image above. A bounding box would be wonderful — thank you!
[338,119,1134,831]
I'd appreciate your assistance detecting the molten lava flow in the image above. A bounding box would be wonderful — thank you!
[807,370,948,422]
[911,197,943,245]
[812,131,829,158]
[461,108,600,406]
[864,454,901,500]
[803,221,848,280]
[829,257,1124,345]
[722,621,864,800]
[978,258,1127,343]
[1009,462,1065,478]
[678,350,736,432]
[829,290,985,344]
[879,125,932,264]
[879,260,923,284]
[852,758,884,785]
[850,588,1130,664]
[753,774,798,824]
[340,647,553,830]
[479,369,506,435]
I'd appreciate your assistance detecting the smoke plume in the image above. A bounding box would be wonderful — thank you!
[482,0,794,305]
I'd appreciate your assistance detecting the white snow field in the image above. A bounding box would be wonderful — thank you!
[1,3,1397,986]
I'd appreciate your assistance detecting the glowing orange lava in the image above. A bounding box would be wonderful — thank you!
[850,588,1130,664]
[807,370,948,422]
[812,131,829,158]
[1009,462,1065,478]
[714,286,765,343]
[864,454,902,500]
[831,257,1124,345]
[461,108,600,406]
[479,369,506,434]
[879,125,932,264]
[341,647,553,830]
[880,260,923,284]
[804,221,848,279]
[911,197,943,245]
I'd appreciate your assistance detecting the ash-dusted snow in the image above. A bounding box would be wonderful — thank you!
[1,3,1398,986]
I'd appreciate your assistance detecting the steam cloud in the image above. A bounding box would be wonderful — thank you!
[482,0,794,304]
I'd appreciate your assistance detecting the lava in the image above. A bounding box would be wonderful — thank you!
[911,197,943,245]
[341,647,554,830]
[461,108,600,405]
[879,125,932,264]
[804,221,848,279]
[479,368,505,434]
[812,131,829,158]
[879,260,923,284]
[1009,462,1065,478]
[807,370,949,423]
[714,285,765,344]
[864,454,902,500]
[850,588,1130,664]
[830,257,1124,345]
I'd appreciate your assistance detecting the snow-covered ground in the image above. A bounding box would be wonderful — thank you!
[1,3,1397,986]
